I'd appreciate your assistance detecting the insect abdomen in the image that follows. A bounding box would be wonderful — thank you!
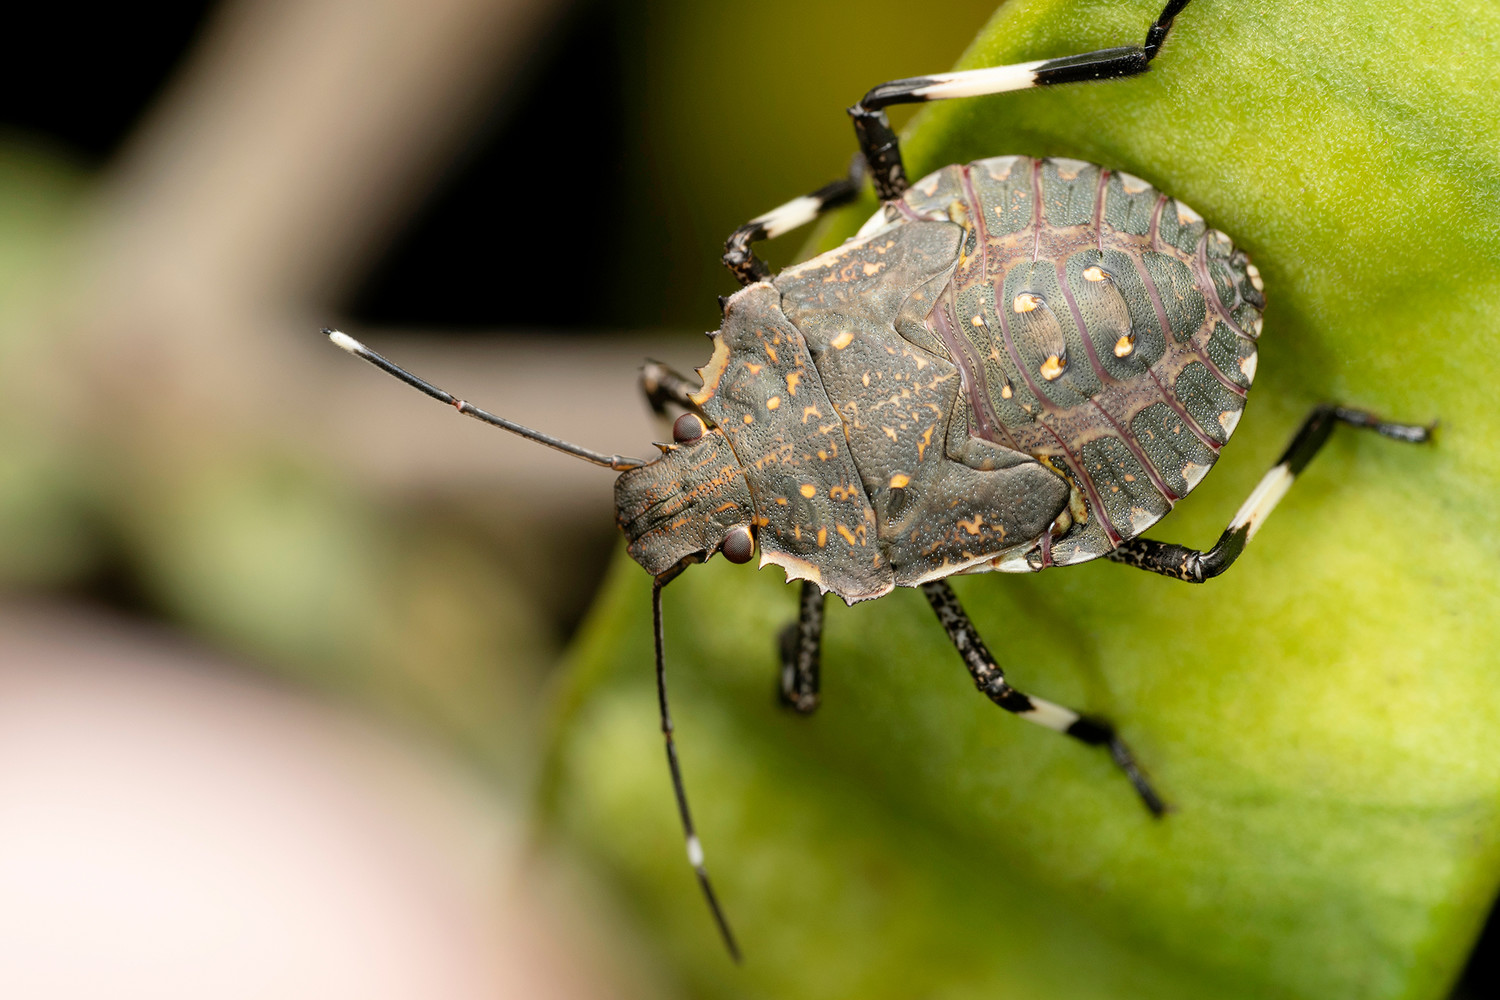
[903,156,1264,568]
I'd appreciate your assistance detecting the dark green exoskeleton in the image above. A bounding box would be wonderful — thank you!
[326,0,1431,960]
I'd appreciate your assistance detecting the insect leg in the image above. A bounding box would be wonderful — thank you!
[850,0,1192,199]
[639,360,705,417]
[722,155,866,286]
[921,580,1165,815]
[1106,405,1433,582]
[777,580,825,714]
[653,566,741,962]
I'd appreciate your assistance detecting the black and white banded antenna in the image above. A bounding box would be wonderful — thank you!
[324,327,743,961]
[323,328,647,471]
[654,565,741,962]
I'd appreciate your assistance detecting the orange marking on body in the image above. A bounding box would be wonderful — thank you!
[862,262,882,276]
[746,362,762,374]
[883,426,898,442]
[916,426,934,461]
[766,396,781,410]
[742,413,754,424]
[799,483,817,498]
[816,527,828,547]
[802,405,820,423]
[836,524,857,545]
[830,331,855,350]
[766,344,778,363]
[786,371,801,395]
[958,515,984,535]
[889,473,911,489]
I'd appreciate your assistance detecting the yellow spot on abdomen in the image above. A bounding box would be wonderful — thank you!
[766,396,781,410]
[889,473,910,489]
[799,483,817,498]
[1001,382,1013,399]
[1114,335,1135,358]
[1083,266,1108,282]
[1040,355,1066,380]
[742,413,755,424]
[1013,293,1041,313]
[830,331,855,350]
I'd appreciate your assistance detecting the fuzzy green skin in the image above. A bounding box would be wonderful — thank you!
[543,1,1500,997]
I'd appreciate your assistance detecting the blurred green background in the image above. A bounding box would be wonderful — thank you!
[0,0,1497,997]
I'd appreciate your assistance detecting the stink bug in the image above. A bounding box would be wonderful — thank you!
[325,0,1431,960]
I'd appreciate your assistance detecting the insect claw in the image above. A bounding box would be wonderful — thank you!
[1106,734,1169,817]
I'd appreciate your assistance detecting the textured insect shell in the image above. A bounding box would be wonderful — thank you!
[614,426,755,576]
[857,154,1265,571]
[690,227,1070,604]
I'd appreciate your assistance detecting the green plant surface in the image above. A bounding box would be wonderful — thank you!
[542,1,1500,996]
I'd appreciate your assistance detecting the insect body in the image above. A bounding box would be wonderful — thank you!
[326,0,1430,960]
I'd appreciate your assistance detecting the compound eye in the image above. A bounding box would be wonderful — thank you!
[721,525,755,564]
[672,412,705,444]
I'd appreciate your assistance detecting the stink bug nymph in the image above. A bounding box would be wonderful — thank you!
[325,0,1431,961]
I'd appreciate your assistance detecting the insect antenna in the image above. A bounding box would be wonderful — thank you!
[324,329,647,471]
[654,569,741,963]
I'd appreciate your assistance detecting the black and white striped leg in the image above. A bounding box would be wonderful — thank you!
[777,580,825,714]
[639,360,705,417]
[722,155,866,286]
[920,580,1165,815]
[1106,405,1433,583]
[653,565,740,962]
[850,0,1191,199]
